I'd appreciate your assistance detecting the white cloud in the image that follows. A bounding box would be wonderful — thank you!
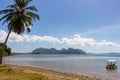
[0,29,119,47]
[0,29,7,41]
[97,40,116,46]
[61,34,97,46]
[0,29,60,43]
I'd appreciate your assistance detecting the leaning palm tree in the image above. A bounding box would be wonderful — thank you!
[0,0,40,64]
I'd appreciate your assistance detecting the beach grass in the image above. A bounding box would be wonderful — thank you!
[0,64,47,80]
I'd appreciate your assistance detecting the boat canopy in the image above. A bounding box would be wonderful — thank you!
[107,60,117,65]
[107,60,117,62]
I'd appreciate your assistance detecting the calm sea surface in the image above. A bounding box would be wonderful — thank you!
[3,54,120,79]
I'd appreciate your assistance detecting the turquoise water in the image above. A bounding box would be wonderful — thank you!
[3,54,120,79]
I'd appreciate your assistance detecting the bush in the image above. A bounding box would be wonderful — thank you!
[0,43,11,56]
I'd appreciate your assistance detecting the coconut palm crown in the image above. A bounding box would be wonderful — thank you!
[0,0,39,64]
[0,0,40,34]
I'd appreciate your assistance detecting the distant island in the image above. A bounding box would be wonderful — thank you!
[32,48,86,54]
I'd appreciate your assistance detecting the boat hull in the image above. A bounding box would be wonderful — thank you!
[106,65,117,69]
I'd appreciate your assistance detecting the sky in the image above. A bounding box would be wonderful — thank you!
[0,0,120,53]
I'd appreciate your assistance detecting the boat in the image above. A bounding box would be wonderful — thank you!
[106,60,117,69]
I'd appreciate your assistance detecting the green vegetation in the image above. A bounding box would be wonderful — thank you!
[0,0,40,64]
[0,65,47,80]
[0,43,11,56]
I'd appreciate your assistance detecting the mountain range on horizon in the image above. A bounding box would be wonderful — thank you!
[32,48,86,54]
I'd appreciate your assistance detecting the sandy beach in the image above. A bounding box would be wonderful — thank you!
[0,64,106,80]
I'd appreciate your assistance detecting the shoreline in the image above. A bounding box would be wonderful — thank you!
[0,64,103,80]
[0,64,118,80]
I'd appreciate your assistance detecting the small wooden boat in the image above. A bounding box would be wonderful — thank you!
[106,60,117,69]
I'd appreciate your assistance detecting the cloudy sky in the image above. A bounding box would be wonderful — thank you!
[0,0,120,53]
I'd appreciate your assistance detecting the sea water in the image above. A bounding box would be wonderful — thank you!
[3,54,120,79]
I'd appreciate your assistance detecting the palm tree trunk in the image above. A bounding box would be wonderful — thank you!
[0,29,12,64]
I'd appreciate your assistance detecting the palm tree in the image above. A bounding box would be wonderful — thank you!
[0,0,40,64]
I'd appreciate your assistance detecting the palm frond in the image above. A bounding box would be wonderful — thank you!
[14,0,32,8]
[0,14,9,21]
[0,13,14,21]
[24,0,32,7]
[20,15,32,26]
[0,9,14,15]
[14,0,20,6]
[7,4,17,9]
[26,27,31,33]
[2,17,12,25]
[25,6,38,12]
[26,11,40,21]
[7,21,12,31]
